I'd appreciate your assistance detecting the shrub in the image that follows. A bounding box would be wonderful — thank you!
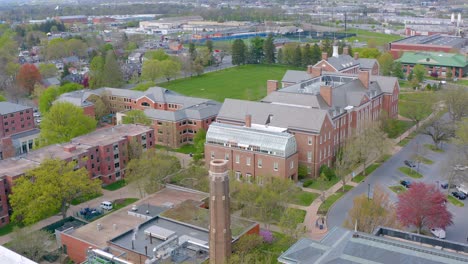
[259,229,274,243]
[319,165,336,181]
[303,179,314,187]
[298,164,308,180]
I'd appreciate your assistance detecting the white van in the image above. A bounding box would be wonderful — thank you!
[100,201,113,210]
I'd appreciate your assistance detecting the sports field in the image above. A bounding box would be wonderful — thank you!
[159,64,297,102]
[344,29,403,46]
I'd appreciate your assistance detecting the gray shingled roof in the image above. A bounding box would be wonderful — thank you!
[278,227,468,264]
[0,102,32,115]
[217,99,328,133]
[326,55,359,71]
[143,101,221,122]
[281,70,312,83]
[370,76,399,94]
[262,91,324,109]
[357,58,378,69]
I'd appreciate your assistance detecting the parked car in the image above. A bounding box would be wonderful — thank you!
[456,184,468,195]
[100,201,113,210]
[440,183,457,189]
[452,191,467,200]
[430,228,446,239]
[33,112,41,117]
[400,180,411,188]
[404,160,416,168]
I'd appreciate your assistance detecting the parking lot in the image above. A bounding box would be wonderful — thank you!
[328,133,468,243]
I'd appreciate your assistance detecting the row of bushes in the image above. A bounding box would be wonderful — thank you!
[302,165,336,188]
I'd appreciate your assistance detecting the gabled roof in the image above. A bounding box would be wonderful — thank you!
[217,99,329,133]
[397,52,468,68]
[281,70,311,83]
[370,75,399,94]
[357,58,378,69]
[326,55,359,71]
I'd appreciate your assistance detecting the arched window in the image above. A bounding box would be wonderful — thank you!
[141,102,150,107]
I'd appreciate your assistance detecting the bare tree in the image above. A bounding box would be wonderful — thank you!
[441,84,468,122]
[420,116,455,149]
[399,93,435,128]
[7,228,54,262]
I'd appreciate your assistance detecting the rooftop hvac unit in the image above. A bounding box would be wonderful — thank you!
[144,225,175,241]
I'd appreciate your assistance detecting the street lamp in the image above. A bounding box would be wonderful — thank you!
[367,183,371,201]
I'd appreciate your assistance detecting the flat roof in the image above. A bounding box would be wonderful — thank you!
[0,245,37,264]
[67,188,208,248]
[0,158,39,178]
[72,124,152,146]
[25,143,91,162]
[392,35,467,48]
[0,102,32,115]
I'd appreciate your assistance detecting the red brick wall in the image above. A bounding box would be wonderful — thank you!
[61,232,95,263]
[390,43,454,58]
[0,179,10,227]
[314,61,337,72]
[0,108,34,138]
[372,63,379,75]
[82,105,95,118]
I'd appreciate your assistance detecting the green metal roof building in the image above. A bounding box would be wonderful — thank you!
[397,51,468,78]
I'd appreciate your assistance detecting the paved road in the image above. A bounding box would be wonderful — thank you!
[327,132,468,243]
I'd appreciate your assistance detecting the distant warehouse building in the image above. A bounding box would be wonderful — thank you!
[389,34,467,58]
[397,51,468,78]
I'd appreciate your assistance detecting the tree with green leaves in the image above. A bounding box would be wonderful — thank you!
[277,48,284,64]
[39,102,96,146]
[66,38,87,58]
[102,51,123,87]
[301,43,312,67]
[122,110,152,125]
[188,42,197,61]
[378,52,394,76]
[293,45,302,67]
[399,94,434,128]
[38,83,83,113]
[0,94,6,101]
[7,228,54,262]
[45,38,67,60]
[144,49,169,61]
[441,84,468,122]
[205,39,214,65]
[392,61,404,79]
[231,39,247,65]
[89,55,105,89]
[126,150,181,197]
[193,128,206,162]
[279,207,306,239]
[263,33,275,64]
[311,43,321,64]
[446,67,453,79]
[10,159,102,224]
[87,95,109,122]
[413,64,426,84]
[248,37,264,64]
[141,59,162,82]
[160,59,181,82]
[321,38,333,57]
[38,63,57,78]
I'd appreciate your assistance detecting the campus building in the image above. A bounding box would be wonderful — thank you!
[397,51,468,78]
[0,124,154,227]
[389,34,467,58]
[278,226,468,263]
[57,87,221,148]
[0,102,40,160]
[206,50,399,179]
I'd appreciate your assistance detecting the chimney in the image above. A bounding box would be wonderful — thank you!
[64,145,77,152]
[307,65,314,74]
[358,70,370,89]
[354,52,359,60]
[310,66,322,78]
[343,46,349,56]
[321,52,328,61]
[245,114,251,128]
[267,80,279,95]
[332,45,339,57]
[320,85,333,106]
[209,159,231,264]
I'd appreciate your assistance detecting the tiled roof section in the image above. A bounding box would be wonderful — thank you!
[143,101,221,122]
[396,51,468,67]
[217,99,328,133]
[278,227,468,264]
[0,102,32,115]
[281,70,312,83]
[357,58,377,69]
[326,55,359,71]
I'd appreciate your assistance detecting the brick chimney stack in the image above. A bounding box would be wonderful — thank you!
[343,47,349,56]
[245,114,252,128]
[209,159,232,264]
[321,52,328,61]
[358,70,370,89]
[267,80,279,95]
[354,52,359,60]
[320,85,333,106]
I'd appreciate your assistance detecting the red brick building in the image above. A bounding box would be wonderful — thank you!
[0,124,154,227]
[0,102,39,160]
[58,87,221,148]
[389,34,467,58]
[208,67,399,179]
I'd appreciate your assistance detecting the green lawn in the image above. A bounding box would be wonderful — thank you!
[424,144,444,153]
[398,92,434,121]
[352,163,380,183]
[288,191,319,206]
[397,131,416,147]
[256,232,296,263]
[0,222,19,236]
[155,143,197,154]
[70,192,103,206]
[317,185,353,215]
[157,64,298,102]
[113,198,139,211]
[389,185,406,194]
[447,195,464,207]
[384,120,415,139]
[102,180,126,191]
[398,167,423,179]
[344,29,402,46]
[304,176,340,191]
[416,156,434,165]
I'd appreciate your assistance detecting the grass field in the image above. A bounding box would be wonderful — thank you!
[398,92,434,121]
[447,195,464,207]
[352,163,381,183]
[0,222,19,236]
[70,192,103,206]
[113,198,139,211]
[344,29,403,46]
[416,155,434,165]
[155,144,197,154]
[158,64,298,102]
[305,176,340,190]
[389,185,406,194]
[398,167,423,179]
[424,144,444,153]
[397,131,416,147]
[289,191,319,206]
[102,180,126,191]
[317,185,353,215]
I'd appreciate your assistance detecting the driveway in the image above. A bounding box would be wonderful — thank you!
[327,133,468,243]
